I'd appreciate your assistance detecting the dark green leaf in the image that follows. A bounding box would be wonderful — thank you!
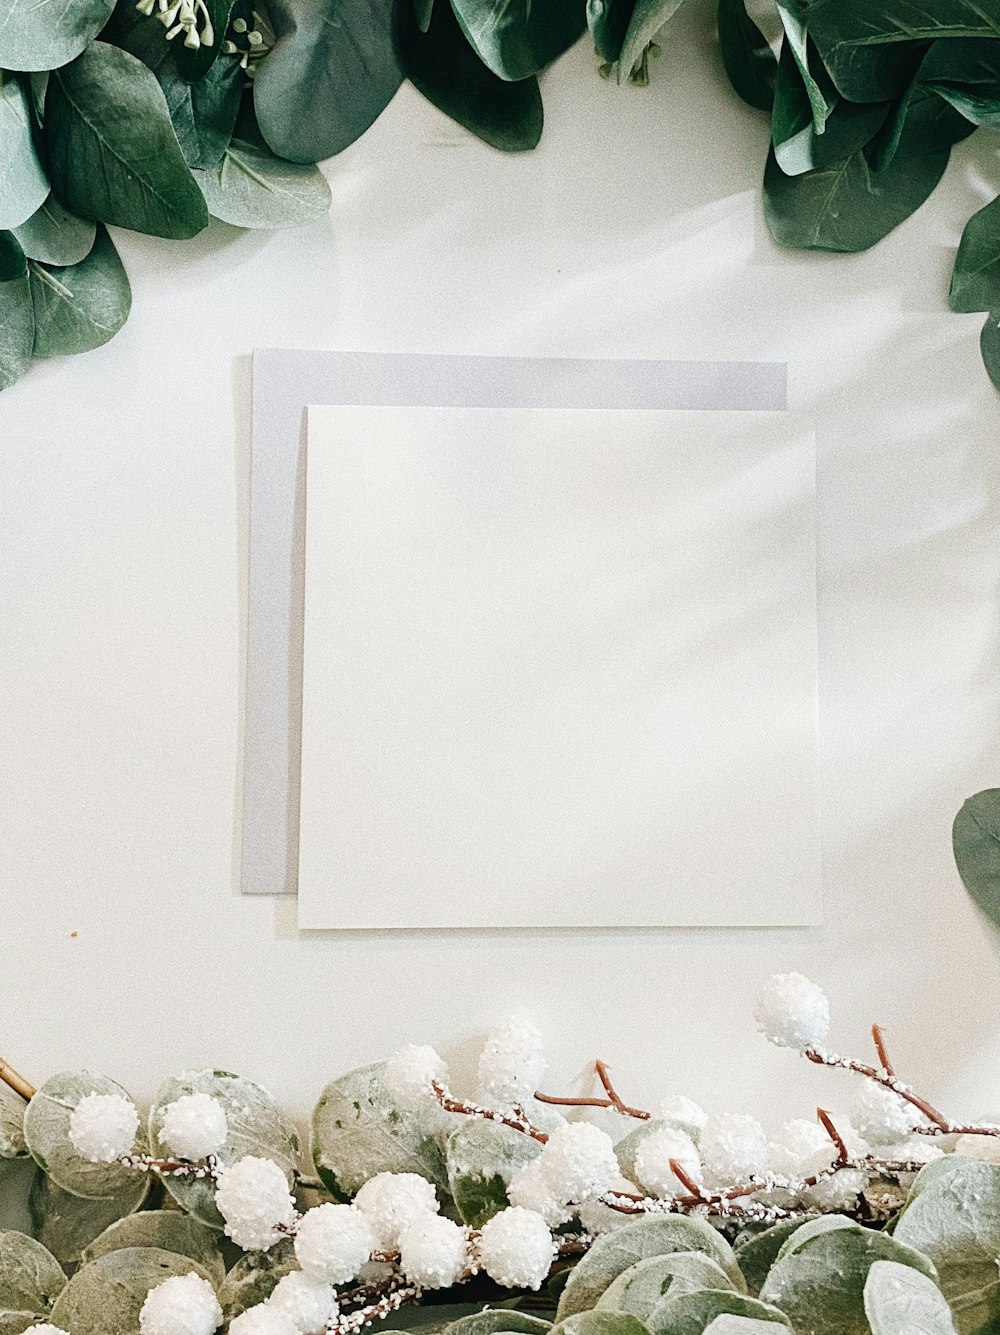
[775,6,832,132]
[30,225,132,357]
[13,194,95,265]
[253,0,402,163]
[923,38,1000,129]
[717,0,775,112]
[803,2,930,102]
[617,0,684,86]
[50,1248,215,1335]
[772,44,888,176]
[29,1169,149,1266]
[45,41,209,238]
[981,313,1000,392]
[951,192,1000,312]
[445,1118,542,1228]
[173,0,235,81]
[953,789,1000,922]
[868,44,975,172]
[0,73,49,230]
[763,142,949,252]
[450,0,586,82]
[414,0,433,32]
[396,0,542,152]
[0,0,114,72]
[193,135,331,225]
[587,0,638,64]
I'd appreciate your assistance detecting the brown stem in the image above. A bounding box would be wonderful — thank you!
[119,1153,221,1181]
[804,1047,952,1132]
[872,1025,895,1078]
[0,1059,35,1102]
[669,1159,706,1199]
[534,1061,650,1120]
[817,1108,850,1164]
[432,1082,549,1143]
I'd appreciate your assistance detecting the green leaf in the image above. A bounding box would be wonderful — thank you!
[0,1089,27,1160]
[614,1121,670,1184]
[599,1254,743,1317]
[894,1157,1000,1305]
[0,0,114,72]
[193,135,331,227]
[923,38,1000,129]
[0,1231,65,1314]
[28,1169,149,1266]
[311,1062,449,1200]
[80,1210,225,1288]
[717,0,775,112]
[149,1070,300,1229]
[445,1118,542,1228]
[763,142,949,252]
[23,1070,145,1199]
[868,44,976,173]
[395,0,542,152]
[954,789,1000,913]
[50,1248,215,1335]
[446,1314,553,1335]
[980,313,1000,392]
[252,0,402,164]
[0,1315,41,1335]
[646,1291,790,1335]
[13,194,95,265]
[704,1321,796,1335]
[775,6,832,132]
[173,0,235,81]
[220,1241,298,1321]
[772,42,888,177]
[864,1261,958,1335]
[587,0,638,64]
[950,198,1000,315]
[555,1314,651,1335]
[450,0,586,82]
[414,0,434,31]
[617,0,685,86]
[557,1217,743,1321]
[45,41,209,239]
[734,1219,819,1297]
[29,225,132,357]
[0,73,48,230]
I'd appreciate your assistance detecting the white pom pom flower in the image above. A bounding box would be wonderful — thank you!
[68,1092,139,1164]
[478,1017,546,1106]
[214,1156,297,1251]
[851,1082,921,1146]
[353,1172,440,1251]
[294,1202,374,1284]
[228,1309,298,1335]
[632,1126,702,1199]
[159,1093,228,1163]
[138,1272,222,1335]
[477,1207,555,1290]
[754,973,830,1052]
[700,1114,768,1189]
[535,1122,619,1203]
[384,1046,448,1113]
[506,1159,572,1226]
[398,1215,468,1289]
[656,1096,708,1142]
[268,1270,339,1332]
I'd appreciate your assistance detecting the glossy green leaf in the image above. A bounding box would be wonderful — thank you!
[717,0,775,112]
[397,0,542,153]
[868,45,975,172]
[252,0,402,164]
[81,1210,225,1288]
[924,38,1000,129]
[193,136,331,227]
[23,1070,144,1199]
[864,1261,958,1335]
[220,1241,298,1321]
[29,225,131,357]
[28,1168,149,1266]
[647,1290,789,1335]
[450,0,585,82]
[894,1157,1000,1304]
[45,41,209,239]
[763,142,949,252]
[772,43,888,176]
[0,1231,65,1315]
[617,0,684,86]
[13,194,95,265]
[587,0,638,64]
[50,1248,215,1335]
[0,73,48,230]
[775,6,831,131]
[980,313,1000,392]
[950,197,1000,315]
[0,0,114,72]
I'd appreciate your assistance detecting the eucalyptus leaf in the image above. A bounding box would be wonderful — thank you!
[617,0,684,86]
[646,1290,790,1335]
[193,136,331,227]
[0,1231,65,1315]
[704,1321,795,1335]
[953,789,1000,916]
[599,1254,743,1317]
[220,1240,297,1321]
[717,0,775,112]
[951,198,1000,314]
[772,43,887,177]
[29,224,132,357]
[0,0,114,72]
[12,194,95,265]
[0,1089,26,1160]
[775,6,831,132]
[50,1247,215,1335]
[252,0,402,164]
[45,41,209,239]
[172,0,234,81]
[556,1314,650,1335]
[924,38,1000,129]
[23,1070,144,1199]
[980,314,1000,393]
[864,1261,958,1335]
[450,0,585,82]
[80,1210,225,1288]
[445,1118,543,1228]
[0,73,48,230]
[734,1218,818,1296]
[894,1157,1000,1304]
[0,1315,40,1335]
[614,1122,669,1184]
[414,0,433,31]
[28,1168,149,1266]
[587,0,638,64]
[446,1314,553,1335]
[950,1278,1000,1335]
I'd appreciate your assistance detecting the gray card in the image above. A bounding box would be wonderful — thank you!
[245,349,788,897]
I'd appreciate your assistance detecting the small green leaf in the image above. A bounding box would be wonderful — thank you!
[29,1169,149,1266]
[29,225,132,357]
[0,73,48,230]
[599,1254,743,1317]
[704,1321,795,1335]
[193,136,331,227]
[735,1219,819,1296]
[894,1157,1000,1304]
[950,197,1000,314]
[923,38,1000,129]
[772,42,888,176]
[81,1211,225,1288]
[775,6,832,132]
[980,313,1000,391]
[717,0,775,112]
[0,1089,27,1160]
[864,1261,958,1335]
[50,1248,215,1335]
[646,1290,789,1335]
[220,1241,298,1322]
[617,0,685,86]
[13,194,95,266]
[414,0,434,30]
[0,1231,66,1315]
[555,1314,651,1335]
[0,1314,41,1334]
[450,0,586,82]
[23,1070,144,1199]
[445,1117,542,1227]
[868,45,975,173]
[446,1314,553,1335]
[587,0,638,65]
[0,0,114,72]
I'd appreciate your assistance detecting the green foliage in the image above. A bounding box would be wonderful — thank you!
[894,1158,1000,1306]
[555,1312,651,1335]
[646,1290,789,1335]
[734,1218,818,1296]
[953,790,1000,926]
[598,1254,743,1316]
[193,136,331,227]
[13,196,96,267]
[29,225,132,357]
[29,1168,149,1265]
[0,0,113,72]
[863,1260,959,1335]
[445,1314,553,1335]
[0,1092,26,1161]
[445,1117,543,1228]
[0,74,49,231]
[0,1231,65,1318]
[219,1240,298,1321]
[50,1247,216,1335]
[79,1209,225,1286]
[717,0,775,113]
[23,1071,146,1200]
[449,0,585,82]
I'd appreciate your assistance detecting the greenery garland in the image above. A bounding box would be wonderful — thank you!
[3,0,1000,394]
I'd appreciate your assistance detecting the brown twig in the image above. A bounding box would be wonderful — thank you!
[817,1108,849,1163]
[432,1082,549,1143]
[872,1025,895,1078]
[804,1047,952,1132]
[534,1061,650,1120]
[119,1153,220,1180]
[0,1058,35,1102]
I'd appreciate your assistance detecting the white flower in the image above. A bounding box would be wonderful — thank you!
[68,1091,139,1163]
[294,1202,374,1284]
[955,1133,1000,1164]
[656,1096,708,1141]
[268,1270,338,1332]
[700,1113,768,1188]
[754,973,830,1051]
[478,1017,546,1105]
[214,1156,297,1251]
[159,1093,228,1162]
[535,1122,618,1203]
[353,1172,439,1250]
[139,1272,222,1335]
[851,1082,921,1146]
[228,1309,299,1335]
[633,1126,702,1199]
[384,1046,448,1113]
[506,1159,572,1226]
[398,1214,468,1289]
[477,1207,554,1289]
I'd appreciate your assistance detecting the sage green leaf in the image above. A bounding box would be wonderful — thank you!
[0,1315,40,1335]
[587,0,637,64]
[599,1254,743,1317]
[12,194,95,265]
[772,42,887,176]
[864,1261,958,1335]
[951,197,1000,315]
[951,1278,1000,1335]
[614,1121,670,1183]
[868,45,975,173]
[775,6,831,132]
[172,0,235,81]
[220,1241,297,1321]
[717,0,775,112]
[45,41,209,239]
[617,0,684,86]
[311,1062,448,1199]
[150,1070,300,1229]
[759,1217,937,1335]
[0,0,113,72]
[252,0,401,164]
[396,0,542,153]
[450,0,586,82]
[193,136,331,227]
[953,789,1000,916]
[414,0,433,31]
[29,225,131,357]
[0,73,48,230]
[647,1291,790,1335]
[763,143,949,252]
[924,38,1000,129]
[447,1315,553,1335]
[894,1157,1000,1304]
[557,1216,743,1321]
[81,1210,224,1288]
[50,1248,215,1335]
[0,1089,26,1159]
[29,1168,149,1266]
[445,1118,542,1228]
[704,1321,794,1335]
[556,1314,650,1335]
[0,1231,65,1314]
[734,1218,818,1296]
[980,314,1000,393]
[23,1070,144,1199]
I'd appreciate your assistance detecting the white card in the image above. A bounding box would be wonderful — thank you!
[299,406,820,929]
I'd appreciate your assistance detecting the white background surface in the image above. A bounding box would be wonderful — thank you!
[3,0,1000,1138]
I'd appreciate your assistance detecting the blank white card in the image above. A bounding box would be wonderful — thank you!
[298,407,820,929]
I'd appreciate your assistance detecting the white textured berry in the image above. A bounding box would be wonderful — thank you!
[228,1309,298,1335]
[68,1092,139,1163]
[353,1172,440,1250]
[506,1159,572,1226]
[398,1214,468,1289]
[656,1096,708,1141]
[477,1207,555,1289]
[767,1119,835,1182]
[955,1133,1000,1164]
[159,1094,228,1162]
[23,1327,71,1334]
[804,1166,866,1212]
[851,1082,921,1146]
[384,1045,448,1113]
[478,1016,546,1105]
[536,1121,618,1203]
[214,1156,296,1251]
[632,1126,702,1199]
[577,1177,640,1234]
[268,1270,338,1332]
[700,1114,768,1189]
[294,1203,374,1284]
[754,973,830,1051]
[139,1272,222,1335]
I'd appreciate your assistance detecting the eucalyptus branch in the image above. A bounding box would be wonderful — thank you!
[534,1060,651,1120]
[118,1152,221,1180]
[431,1081,549,1142]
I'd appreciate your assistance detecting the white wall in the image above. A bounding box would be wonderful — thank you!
[3,0,1000,1145]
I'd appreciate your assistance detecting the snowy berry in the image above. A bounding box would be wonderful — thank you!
[754,973,830,1051]
[656,1095,708,1141]
[506,1159,572,1226]
[478,1017,546,1105]
[804,1166,866,1212]
[633,1126,702,1199]
[23,1327,71,1335]
[68,1092,139,1163]
[535,1121,618,1202]
[227,1309,298,1335]
[477,1207,554,1289]
[214,1156,297,1251]
[767,1119,835,1182]
[353,1172,439,1250]
[294,1203,374,1284]
[398,1214,468,1289]
[139,1272,222,1335]
[577,1178,640,1235]
[384,1046,448,1112]
[700,1113,768,1188]
[851,1082,921,1146]
[159,1094,228,1162]
[268,1270,338,1332]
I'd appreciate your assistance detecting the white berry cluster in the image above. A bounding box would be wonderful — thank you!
[159,1092,229,1161]
[139,1272,222,1335]
[476,1207,555,1289]
[383,1045,449,1113]
[477,1016,547,1106]
[754,972,830,1051]
[215,1155,297,1251]
[508,1121,618,1222]
[228,1270,338,1335]
[68,1091,140,1163]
